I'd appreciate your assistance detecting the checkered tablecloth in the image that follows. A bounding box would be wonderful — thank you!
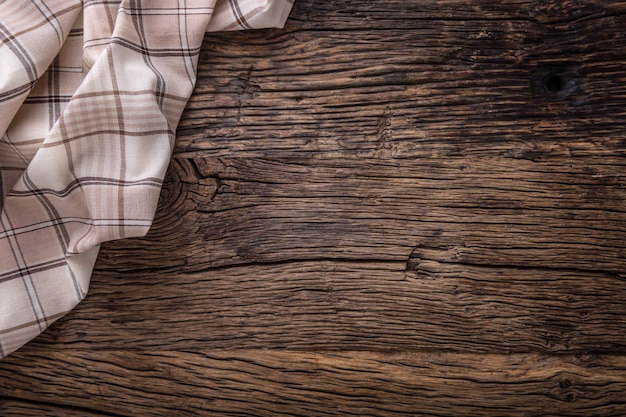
[0,0,294,358]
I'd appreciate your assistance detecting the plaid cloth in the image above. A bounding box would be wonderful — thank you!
[0,0,293,358]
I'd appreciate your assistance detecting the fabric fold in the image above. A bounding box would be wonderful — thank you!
[0,0,82,138]
[0,0,294,359]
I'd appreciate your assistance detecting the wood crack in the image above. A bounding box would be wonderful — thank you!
[406,253,625,282]
[0,396,127,417]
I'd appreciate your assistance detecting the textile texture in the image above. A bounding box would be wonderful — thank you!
[0,0,293,358]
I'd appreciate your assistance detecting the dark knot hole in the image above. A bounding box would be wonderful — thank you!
[545,74,563,92]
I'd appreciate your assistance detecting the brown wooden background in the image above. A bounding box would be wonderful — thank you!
[2,0,626,415]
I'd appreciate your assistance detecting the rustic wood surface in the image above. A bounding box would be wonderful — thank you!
[2,0,626,415]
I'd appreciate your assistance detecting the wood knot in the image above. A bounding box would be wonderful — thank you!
[531,65,584,100]
[545,74,563,92]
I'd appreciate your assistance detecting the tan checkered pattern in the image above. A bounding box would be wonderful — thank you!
[0,0,293,358]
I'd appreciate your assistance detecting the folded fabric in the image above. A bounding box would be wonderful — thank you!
[0,0,294,359]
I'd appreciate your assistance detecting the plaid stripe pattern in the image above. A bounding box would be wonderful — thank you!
[0,0,293,358]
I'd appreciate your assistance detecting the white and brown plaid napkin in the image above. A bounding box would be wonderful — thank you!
[0,0,293,358]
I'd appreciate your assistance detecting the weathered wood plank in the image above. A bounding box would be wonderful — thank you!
[285,0,626,25]
[28,259,626,353]
[2,350,626,417]
[177,3,626,159]
[105,155,626,272]
[21,152,624,353]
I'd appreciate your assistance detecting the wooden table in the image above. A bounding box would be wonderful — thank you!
[2,1,626,415]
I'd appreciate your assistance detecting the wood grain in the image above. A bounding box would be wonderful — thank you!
[2,350,626,417]
[177,1,626,160]
[27,260,626,354]
[2,0,626,414]
[23,154,626,353]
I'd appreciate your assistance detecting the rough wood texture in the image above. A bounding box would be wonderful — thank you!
[2,350,626,416]
[2,0,626,415]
